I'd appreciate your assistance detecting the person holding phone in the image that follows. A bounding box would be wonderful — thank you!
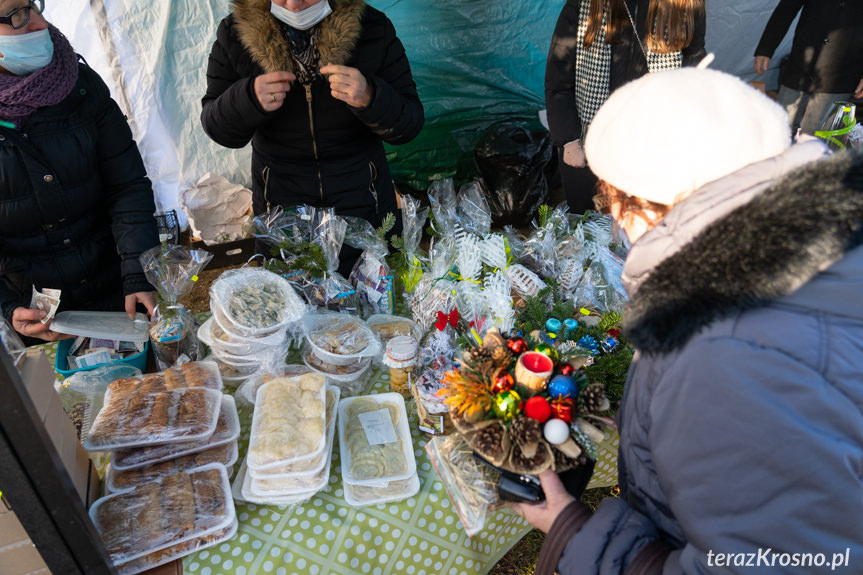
[514,66,862,574]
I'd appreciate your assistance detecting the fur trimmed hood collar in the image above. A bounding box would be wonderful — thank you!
[232,0,365,73]
[624,146,863,355]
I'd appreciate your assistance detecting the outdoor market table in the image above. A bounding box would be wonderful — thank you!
[38,344,620,575]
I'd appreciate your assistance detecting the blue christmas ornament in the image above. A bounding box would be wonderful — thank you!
[601,336,618,353]
[576,335,600,355]
[546,374,579,400]
[545,318,562,334]
[563,318,577,338]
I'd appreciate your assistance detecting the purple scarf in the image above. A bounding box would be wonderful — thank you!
[0,24,79,126]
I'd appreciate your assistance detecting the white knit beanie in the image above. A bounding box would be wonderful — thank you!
[584,67,791,205]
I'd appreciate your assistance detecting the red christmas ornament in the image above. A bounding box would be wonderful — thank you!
[550,399,573,423]
[558,364,574,376]
[493,372,515,394]
[524,396,552,423]
[607,328,621,338]
[507,336,528,355]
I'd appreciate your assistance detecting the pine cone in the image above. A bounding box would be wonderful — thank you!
[490,345,514,369]
[511,440,551,471]
[577,383,610,414]
[509,415,541,446]
[474,422,506,461]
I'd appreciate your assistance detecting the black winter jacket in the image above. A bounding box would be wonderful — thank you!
[755,0,863,94]
[0,63,158,326]
[201,0,423,228]
[545,0,706,146]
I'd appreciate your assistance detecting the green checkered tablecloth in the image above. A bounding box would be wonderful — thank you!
[40,343,619,575]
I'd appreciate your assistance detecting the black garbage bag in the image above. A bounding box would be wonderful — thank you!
[474,123,552,228]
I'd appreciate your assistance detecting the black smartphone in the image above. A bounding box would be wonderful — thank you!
[472,453,546,504]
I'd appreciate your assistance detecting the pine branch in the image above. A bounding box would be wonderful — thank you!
[376,212,396,240]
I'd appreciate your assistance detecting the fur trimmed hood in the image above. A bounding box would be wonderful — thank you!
[624,147,863,355]
[232,0,365,73]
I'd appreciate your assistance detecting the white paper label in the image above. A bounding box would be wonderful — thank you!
[358,408,398,445]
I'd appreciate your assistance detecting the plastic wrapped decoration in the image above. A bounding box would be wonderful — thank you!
[252,206,327,294]
[307,209,358,313]
[140,245,213,370]
[409,236,457,333]
[427,178,459,237]
[519,204,572,278]
[456,180,492,238]
[343,216,394,317]
[426,434,503,537]
[399,194,428,294]
[575,245,628,314]
[482,269,515,334]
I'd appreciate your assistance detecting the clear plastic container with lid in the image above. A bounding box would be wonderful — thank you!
[382,335,418,399]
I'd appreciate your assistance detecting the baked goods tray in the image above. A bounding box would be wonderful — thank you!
[117,517,238,575]
[83,384,222,451]
[232,457,317,507]
[246,373,327,471]
[338,392,416,486]
[89,463,235,567]
[106,440,238,493]
[110,394,240,471]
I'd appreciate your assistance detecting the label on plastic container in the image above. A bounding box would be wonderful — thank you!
[358,409,398,445]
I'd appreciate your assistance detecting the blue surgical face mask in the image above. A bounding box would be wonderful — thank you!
[270,1,332,31]
[0,28,53,76]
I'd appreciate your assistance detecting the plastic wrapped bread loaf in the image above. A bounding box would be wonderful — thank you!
[107,441,238,492]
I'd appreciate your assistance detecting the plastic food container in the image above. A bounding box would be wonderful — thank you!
[338,393,416,485]
[116,518,238,575]
[198,316,286,357]
[343,473,420,507]
[110,394,240,471]
[106,440,238,493]
[52,311,150,377]
[366,314,423,345]
[89,463,235,567]
[83,385,222,451]
[210,268,306,337]
[248,387,339,480]
[247,374,327,471]
[303,311,381,366]
[231,457,316,507]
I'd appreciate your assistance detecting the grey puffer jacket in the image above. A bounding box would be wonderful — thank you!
[544,141,863,574]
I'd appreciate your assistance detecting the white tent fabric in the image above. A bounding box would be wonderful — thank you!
[43,0,796,230]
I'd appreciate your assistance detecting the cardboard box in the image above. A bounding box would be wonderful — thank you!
[17,348,100,506]
[190,236,257,269]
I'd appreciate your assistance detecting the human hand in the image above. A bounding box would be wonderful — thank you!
[510,470,576,534]
[254,71,296,111]
[754,56,770,76]
[563,140,586,168]
[854,78,863,100]
[11,306,73,342]
[125,292,157,319]
[320,63,372,108]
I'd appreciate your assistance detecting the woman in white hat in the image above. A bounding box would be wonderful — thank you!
[515,67,863,574]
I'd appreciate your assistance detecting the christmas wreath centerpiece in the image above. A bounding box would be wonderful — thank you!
[438,328,611,476]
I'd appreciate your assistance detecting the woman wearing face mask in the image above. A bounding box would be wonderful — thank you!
[0,0,159,343]
[512,66,863,573]
[202,0,424,275]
